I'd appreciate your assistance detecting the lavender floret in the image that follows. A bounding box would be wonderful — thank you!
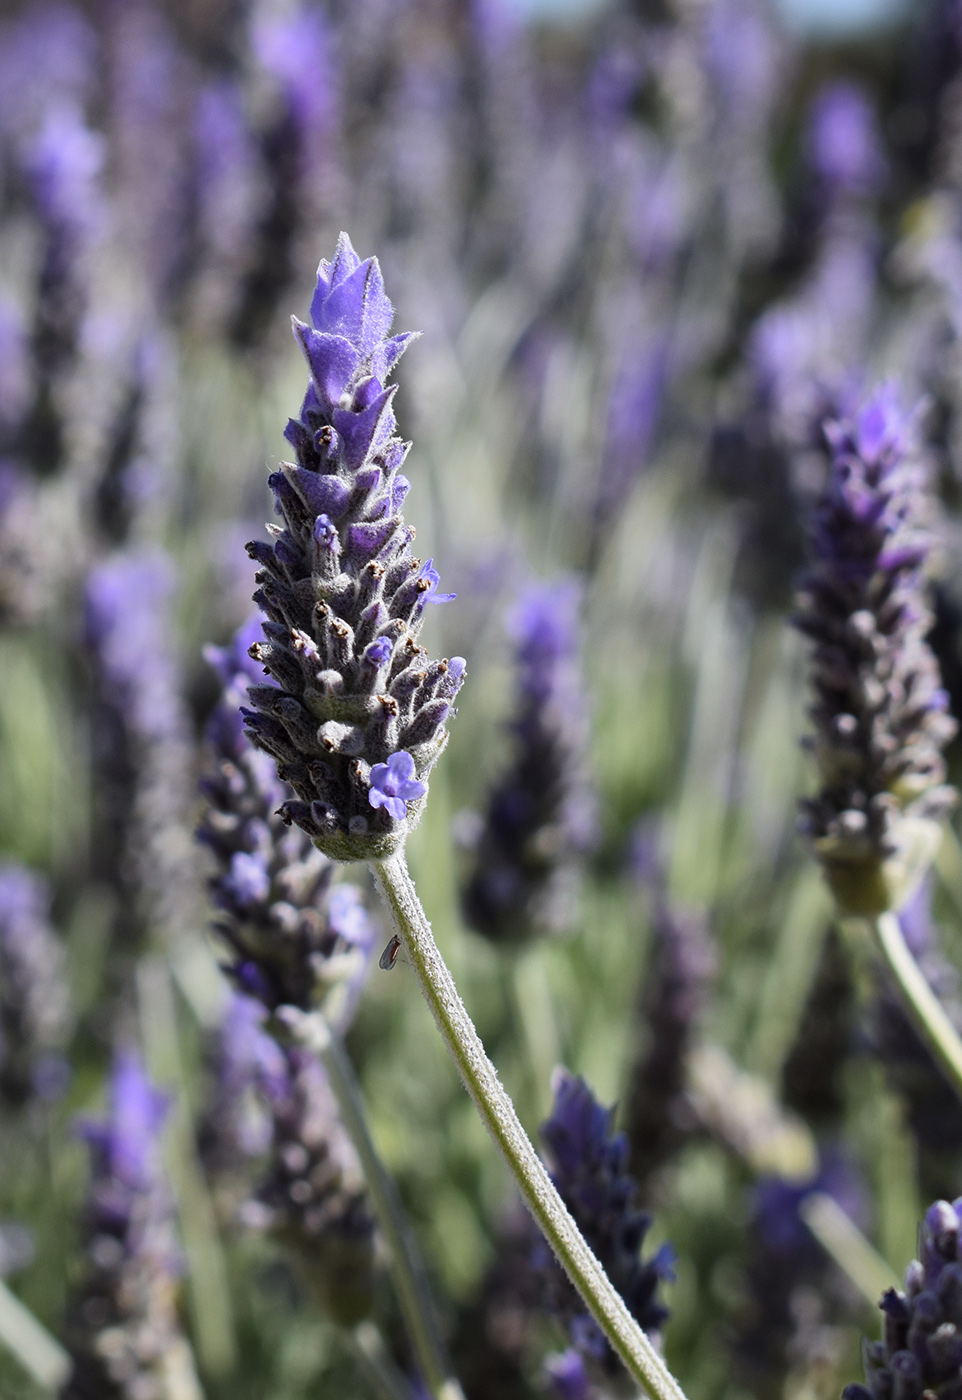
[462,579,594,944]
[794,385,957,915]
[199,615,375,1011]
[243,233,465,860]
[844,1198,962,1400]
[0,863,70,1107]
[535,1068,673,1376]
[62,1053,196,1400]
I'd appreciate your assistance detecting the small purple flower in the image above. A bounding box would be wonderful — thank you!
[368,751,427,821]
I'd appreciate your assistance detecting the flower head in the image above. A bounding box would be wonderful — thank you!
[243,233,465,860]
[844,1198,962,1400]
[794,384,957,915]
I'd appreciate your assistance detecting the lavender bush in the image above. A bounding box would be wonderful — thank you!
[5,3,962,1399]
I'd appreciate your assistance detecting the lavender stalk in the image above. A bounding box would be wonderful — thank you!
[243,234,689,1400]
[794,386,962,1099]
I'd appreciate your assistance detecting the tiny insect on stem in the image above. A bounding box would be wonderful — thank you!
[379,935,401,971]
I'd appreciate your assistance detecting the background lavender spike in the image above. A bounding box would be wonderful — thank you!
[61,1052,199,1400]
[0,862,70,1109]
[793,384,957,915]
[843,1197,962,1400]
[734,1150,868,1400]
[242,232,465,861]
[461,578,595,945]
[84,549,198,954]
[240,1043,376,1329]
[18,101,103,480]
[199,613,375,1013]
[623,870,714,1191]
[534,1067,674,1380]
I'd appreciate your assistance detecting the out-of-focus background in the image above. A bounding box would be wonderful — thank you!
[3,0,962,1396]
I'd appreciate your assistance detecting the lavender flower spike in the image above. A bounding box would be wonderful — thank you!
[462,578,595,943]
[536,1068,673,1378]
[794,385,957,916]
[844,1197,962,1400]
[0,863,70,1108]
[199,615,374,1013]
[62,1052,198,1399]
[244,233,465,861]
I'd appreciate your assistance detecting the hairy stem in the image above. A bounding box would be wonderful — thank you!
[871,910,962,1107]
[279,1007,465,1400]
[372,849,689,1400]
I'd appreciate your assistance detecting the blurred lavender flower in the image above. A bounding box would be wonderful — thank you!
[0,5,97,148]
[243,1044,376,1327]
[535,1068,673,1377]
[198,992,284,1178]
[0,863,70,1108]
[844,1197,962,1400]
[20,102,103,479]
[590,337,667,559]
[807,83,887,204]
[462,578,595,944]
[736,1150,867,1399]
[232,8,338,348]
[243,233,465,860]
[85,549,197,949]
[191,77,260,332]
[546,1348,591,1400]
[869,877,962,1196]
[624,875,714,1189]
[199,614,375,1013]
[62,1052,198,1400]
[794,385,957,915]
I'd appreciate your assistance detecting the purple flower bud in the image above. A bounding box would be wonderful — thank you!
[794,385,957,915]
[243,235,464,860]
[463,578,595,943]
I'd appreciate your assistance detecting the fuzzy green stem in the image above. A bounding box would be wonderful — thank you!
[872,909,962,1106]
[279,1007,465,1400]
[372,850,689,1400]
